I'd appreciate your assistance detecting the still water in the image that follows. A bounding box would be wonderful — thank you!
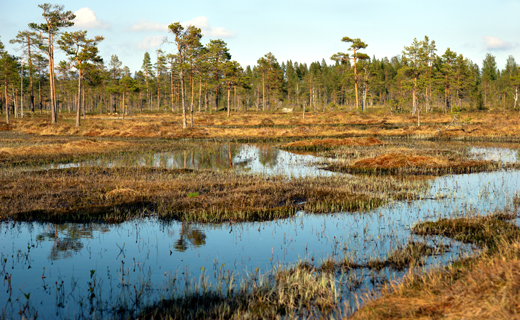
[1,143,519,318]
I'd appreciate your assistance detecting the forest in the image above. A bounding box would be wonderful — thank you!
[1,4,519,129]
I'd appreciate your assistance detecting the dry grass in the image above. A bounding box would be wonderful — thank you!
[0,132,202,167]
[350,213,520,320]
[0,166,426,223]
[306,241,446,273]
[326,152,503,176]
[0,139,131,159]
[139,265,340,319]
[3,110,520,141]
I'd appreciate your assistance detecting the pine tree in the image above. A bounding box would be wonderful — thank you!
[10,30,40,113]
[223,60,243,117]
[28,3,75,123]
[339,37,369,110]
[168,22,203,128]
[57,30,103,126]
[0,37,20,124]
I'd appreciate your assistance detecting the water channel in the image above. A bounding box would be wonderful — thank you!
[1,142,519,319]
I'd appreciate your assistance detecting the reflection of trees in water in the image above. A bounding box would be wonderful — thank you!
[152,144,244,170]
[174,223,207,252]
[36,223,110,261]
[257,145,279,168]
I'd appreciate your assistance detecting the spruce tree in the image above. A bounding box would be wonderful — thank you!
[141,52,153,111]
[482,53,498,107]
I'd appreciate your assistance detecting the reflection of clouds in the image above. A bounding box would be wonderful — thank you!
[469,147,519,163]
[38,144,334,177]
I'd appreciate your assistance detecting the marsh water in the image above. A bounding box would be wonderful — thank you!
[1,142,520,319]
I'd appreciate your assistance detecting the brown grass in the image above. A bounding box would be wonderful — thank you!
[3,110,520,142]
[0,166,425,223]
[326,152,503,176]
[350,214,520,320]
[0,139,131,159]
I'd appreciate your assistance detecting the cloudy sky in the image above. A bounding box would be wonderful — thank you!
[1,0,519,73]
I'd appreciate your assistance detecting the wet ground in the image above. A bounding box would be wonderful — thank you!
[1,142,519,318]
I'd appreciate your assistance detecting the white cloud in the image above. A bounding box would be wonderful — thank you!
[130,16,235,38]
[73,7,110,29]
[483,36,515,51]
[131,20,167,32]
[183,16,235,38]
[137,35,165,50]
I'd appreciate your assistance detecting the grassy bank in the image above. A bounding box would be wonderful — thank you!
[0,166,427,223]
[0,132,204,167]
[350,212,520,319]
[325,152,506,176]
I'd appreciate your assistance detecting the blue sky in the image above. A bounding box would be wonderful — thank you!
[2,0,520,73]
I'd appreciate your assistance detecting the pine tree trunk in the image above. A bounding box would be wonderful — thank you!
[180,69,186,129]
[227,83,231,118]
[198,77,202,112]
[20,63,24,118]
[122,90,125,120]
[76,68,81,127]
[82,84,85,119]
[353,53,359,110]
[262,73,265,111]
[170,65,174,112]
[190,73,194,127]
[13,88,18,119]
[28,37,35,113]
[4,66,9,124]
[38,73,42,114]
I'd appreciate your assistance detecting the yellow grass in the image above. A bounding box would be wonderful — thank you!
[2,110,520,140]
[351,153,449,169]
[350,240,520,320]
[0,139,131,159]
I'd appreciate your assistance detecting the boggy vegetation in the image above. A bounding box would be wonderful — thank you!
[0,165,427,223]
[315,139,518,176]
[0,131,200,167]
[136,233,451,319]
[3,110,520,142]
[325,152,504,176]
[139,267,340,320]
[351,212,520,319]
[309,241,448,273]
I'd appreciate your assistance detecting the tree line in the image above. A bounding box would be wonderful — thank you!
[1,3,519,128]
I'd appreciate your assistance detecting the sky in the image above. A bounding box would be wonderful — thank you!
[1,0,520,73]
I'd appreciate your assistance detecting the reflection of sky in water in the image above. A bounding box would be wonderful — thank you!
[41,144,335,178]
[4,145,520,318]
[469,147,519,163]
